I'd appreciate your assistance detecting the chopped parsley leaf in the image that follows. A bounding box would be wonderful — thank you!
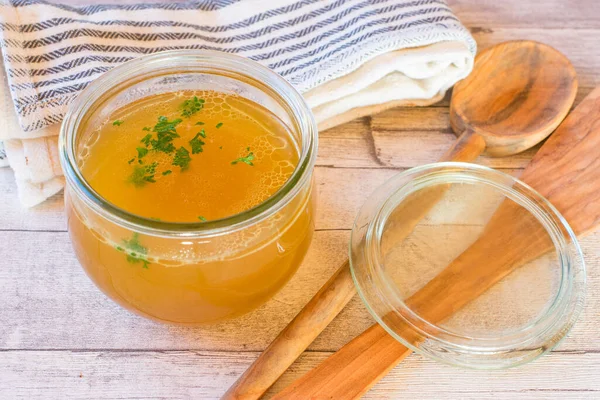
[142,126,151,131]
[129,162,158,186]
[231,151,255,166]
[198,216,207,222]
[180,96,205,118]
[140,134,152,146]
[127,158,135,165]
[172,146,191,169]
[116,233,150,269]
[129,166,147,186]
[195,121,205,126]
[216,122,223,129]
[162,170,172,176]
[136,147,149,159]
[113,120,124,126]
[189,132,205,154]
[153,116,182,135]
[150,116,182,154]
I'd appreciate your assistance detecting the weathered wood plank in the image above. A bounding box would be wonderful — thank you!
[1,350,598,399]
[1,227,598,354]
[371,129,538,169]
[322,111,537,169]
[473,29,600,98]
[0,168,65,231]
[449,0,600,29]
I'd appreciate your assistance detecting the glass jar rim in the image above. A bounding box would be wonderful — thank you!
[59,49,318,238]
[350,162,586,368]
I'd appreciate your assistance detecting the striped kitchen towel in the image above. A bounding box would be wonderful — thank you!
[0,0,475,207]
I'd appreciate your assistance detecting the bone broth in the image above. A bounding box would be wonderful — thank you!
[81,91,300,221]
[65,89,315,323]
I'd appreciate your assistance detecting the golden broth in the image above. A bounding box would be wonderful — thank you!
[65,90,314,323]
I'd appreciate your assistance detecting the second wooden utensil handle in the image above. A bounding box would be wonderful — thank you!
[273,202,553,399]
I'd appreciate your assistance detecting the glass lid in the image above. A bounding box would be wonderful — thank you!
[350,162,585,369]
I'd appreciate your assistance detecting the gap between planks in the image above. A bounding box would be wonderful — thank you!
[1,350,599,400]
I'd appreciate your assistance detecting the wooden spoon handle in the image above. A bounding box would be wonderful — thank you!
[273,324,412,400]
[441,128,486,162]
[221,260,356,400]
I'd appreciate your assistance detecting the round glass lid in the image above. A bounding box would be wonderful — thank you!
[350,163,585,369]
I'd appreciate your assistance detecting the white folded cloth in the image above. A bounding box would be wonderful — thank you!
[0,0,475,207]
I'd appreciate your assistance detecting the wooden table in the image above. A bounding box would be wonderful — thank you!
[2,1,600,398]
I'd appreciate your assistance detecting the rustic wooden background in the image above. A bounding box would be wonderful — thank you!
[2,0,600,398]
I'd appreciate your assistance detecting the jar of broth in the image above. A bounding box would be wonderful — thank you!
[59,50,317,324]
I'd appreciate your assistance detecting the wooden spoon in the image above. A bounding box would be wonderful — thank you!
[221,40,577,400]
[272,86,600,399]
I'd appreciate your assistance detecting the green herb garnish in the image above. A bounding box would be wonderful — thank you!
[198,216,207,222]
[180,96,205,118]
[129,162,158,186]
[219,146,223,150]
[116,233,150,269]
[144,116,182,153]
[231,151,255,166]
[113,119,124,126]
[195,122,205,126]
[189,131,205,154]
[142,126,151,131]
[128,158,135,165]
[136,147,149,159]
[149,116,182,154]
[162,170,172,176]
[216,122,223,129]
[172,146,191,169]
[153,116,182,135]
[140,134,152,147]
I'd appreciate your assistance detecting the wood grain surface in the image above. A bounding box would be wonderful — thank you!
[272,85,600,400]
[2,1,600,399]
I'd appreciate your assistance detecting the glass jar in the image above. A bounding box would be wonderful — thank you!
[351,163,585,369]
[59,50,318,324]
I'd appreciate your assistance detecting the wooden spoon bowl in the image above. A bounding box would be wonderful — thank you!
[450,40,577,157]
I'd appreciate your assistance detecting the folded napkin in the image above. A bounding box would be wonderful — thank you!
[0,0,475,207]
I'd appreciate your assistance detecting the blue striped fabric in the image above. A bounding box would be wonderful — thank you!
[0,0,475,133]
